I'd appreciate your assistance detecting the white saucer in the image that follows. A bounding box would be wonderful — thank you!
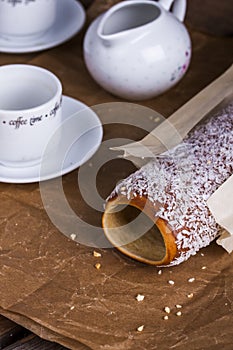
[0,0,85,54]
[0,96,103,184]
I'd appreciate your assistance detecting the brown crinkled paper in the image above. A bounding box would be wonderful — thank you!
[113,65,233,253]
[0,27,233,350]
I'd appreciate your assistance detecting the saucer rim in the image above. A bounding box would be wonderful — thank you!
[0,95,103,184]
[0,0,86,54]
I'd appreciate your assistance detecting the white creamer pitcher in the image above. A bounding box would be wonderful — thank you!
[84,0,191,100]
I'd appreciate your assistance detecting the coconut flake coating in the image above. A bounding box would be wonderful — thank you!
[108,104,233,266]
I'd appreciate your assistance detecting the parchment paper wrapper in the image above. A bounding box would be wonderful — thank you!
[113,65,233,253]
[208,176,233,253]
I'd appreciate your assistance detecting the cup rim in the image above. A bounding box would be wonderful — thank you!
[0,64,62,114]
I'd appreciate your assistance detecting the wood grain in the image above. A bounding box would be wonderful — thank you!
[3,334,68,350]
[0,316,29,349]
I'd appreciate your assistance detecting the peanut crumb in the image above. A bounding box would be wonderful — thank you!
[163,315,169,320]
[70,234,76,241]
[70,306,75,310]
[137,325,144,332]
[168,280,175,285]
[201,266,207,270]
[93,251,102,258]
[188,277,195,283]
[94,263,101,270]
[136,294,145,302]
[201,253,205,257]
[175,305,182,309]
[187,293,194,299]
[176,311,182,316]
[164,306,171,314]
[158,269,162,275]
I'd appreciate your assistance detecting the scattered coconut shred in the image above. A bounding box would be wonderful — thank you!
[136,294,145,302]
[94,263,101,270]
[137,325,144,332]
[93,251,102,258]
[109,104,233,266]
[188,277,195,283]
[164,306,171,314]
[168,280,175,285]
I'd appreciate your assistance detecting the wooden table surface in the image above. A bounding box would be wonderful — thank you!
[0,0,232,349]
[0,315,63,349]
[0,315,68,349]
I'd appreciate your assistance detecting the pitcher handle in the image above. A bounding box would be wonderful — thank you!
[158,0,187,22]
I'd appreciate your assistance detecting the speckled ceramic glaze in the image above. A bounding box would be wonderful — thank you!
[84,0,191,100]
[0,0,56,39]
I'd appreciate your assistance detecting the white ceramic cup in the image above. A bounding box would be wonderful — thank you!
[0,0,56,39]
[0,64,62,167]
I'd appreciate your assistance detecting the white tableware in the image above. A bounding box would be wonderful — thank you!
[0,0,85,54]
[84,0,191,100]
[0,96,103,183]
[0,64,62,167]
[0,0,56,39]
